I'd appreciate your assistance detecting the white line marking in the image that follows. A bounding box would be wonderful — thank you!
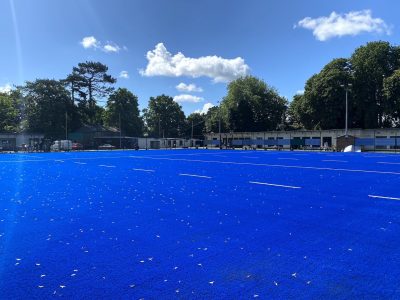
[322,159,345,162]
[278,158,299,160]
[134,157,400,175]
[249,181,301,189]
[133,168,155,172]
[16,154,43,159]
[377,162,400,165]
[368,195,400,201]
[179,173,211,179]
[243,156,259,159]
[55,160,64,163]
[98,165,115,168]
[3,153,399,176]
[73,162,87,165]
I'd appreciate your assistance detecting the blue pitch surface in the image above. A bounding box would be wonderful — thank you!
[1,150,400,299]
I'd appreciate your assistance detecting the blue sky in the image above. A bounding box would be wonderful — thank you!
[1,0,399,115]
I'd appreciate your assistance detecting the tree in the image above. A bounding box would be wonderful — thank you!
[186,113,205,139]
[20,79,80,139]
[66,61,116,124]
[104,88,143,136]
[0,90,20,132]
[289,59,353,130]
[142,95,186,137]
[383,69,400,126]
[221,76,287,132]
[287,93,308,129]
[351,41,400,128]
[204,106,228,134]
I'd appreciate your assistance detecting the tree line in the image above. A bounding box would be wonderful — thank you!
[1,41,400,140]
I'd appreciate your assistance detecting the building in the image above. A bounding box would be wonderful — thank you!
[69,125,203,150]
[69,125,138,149]
[205,128,400,151]
[138,137,203,149]
[0,133,45,151]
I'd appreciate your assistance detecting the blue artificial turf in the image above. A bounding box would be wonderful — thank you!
[1,149,400,299]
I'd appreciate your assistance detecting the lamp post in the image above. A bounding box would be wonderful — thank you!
[340,83,352,137]
[144,132,148,150]
[65,111,68,140]
[217,101,222,149]
[119,113,122,149]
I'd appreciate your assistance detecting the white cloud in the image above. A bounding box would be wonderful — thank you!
[296,90,304,95]
[80,36,99,49]
[119,71,129,79]
[176,82,203,92]
[140,43,249,83]
[194,102,215,114]
[80,36,124,53]
[173,94,204,103]
[103,43,120,53]
[0,83,12,94]
[296,10,391,41]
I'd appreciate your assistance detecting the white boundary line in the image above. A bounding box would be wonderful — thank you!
[2,154,400,176]
[377,162,400,165]
[133,168,155,172]
[249,181,301,189]
[322,160,348,163]
[368,195,400,201]
[132,157,400,175]
[179,173,212,179]
[98,165,115,168]
[278,158,299,160]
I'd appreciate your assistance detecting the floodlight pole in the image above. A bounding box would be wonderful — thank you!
[119,113,122,149]
[158,118,161,138]
[65,111,68,140]
[345,89,348,136]
[144,133,148,150]
[341,83,352,137]
[218,102,222,149]
[191,120,194,148]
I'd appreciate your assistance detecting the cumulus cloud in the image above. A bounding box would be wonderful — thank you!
[140,43,249,83]
[296,10,391,41]
[173,94,204,103]
[295,90,304,95]
[0,83,12,94]
[80,36,124,53]
[194,102,215,114]
[81,36,99,49]
[119,71,129,79]
[176,82,203,92]
[103,43,120,53]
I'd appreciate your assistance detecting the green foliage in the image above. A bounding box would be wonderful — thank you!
[351,41,400,128]
[20,79,80,139]
[186,113,205,139]
[221,76,287,132]
[142,95,186,138]
[290,41,400,130]
[0,90,20,132]
[3,40,400,141]
[66,61,116,124]
[289,59,352,130]
[104,88,143,136]
[383,69,400,126]
[204,106,228,134]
